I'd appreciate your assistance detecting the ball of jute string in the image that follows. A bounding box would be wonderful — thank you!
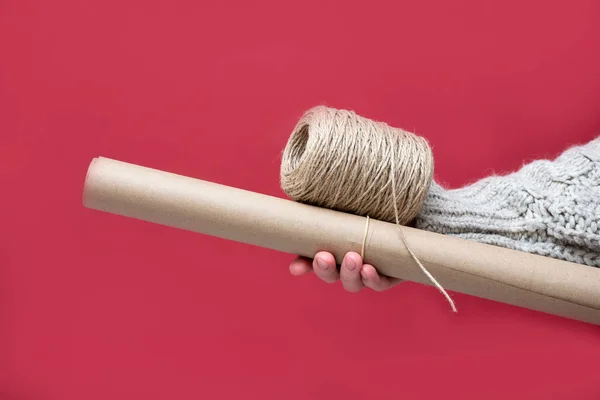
[280,106,457,312]
[280,106,434,225]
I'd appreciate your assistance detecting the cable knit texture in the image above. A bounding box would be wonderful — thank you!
[415,137,600,267]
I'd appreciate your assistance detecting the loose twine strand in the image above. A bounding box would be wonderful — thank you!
[280,106,456,312]
[388,146,457,312]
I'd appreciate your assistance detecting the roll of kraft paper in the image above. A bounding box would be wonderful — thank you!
[82,156,600,325]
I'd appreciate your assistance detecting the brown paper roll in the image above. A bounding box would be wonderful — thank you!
[82,157,600,325]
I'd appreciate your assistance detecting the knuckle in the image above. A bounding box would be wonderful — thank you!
[341,279,363,293]
[365,281,386,292]
[345,286,362,293]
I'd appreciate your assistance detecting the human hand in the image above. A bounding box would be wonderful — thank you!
[289,251,403,292]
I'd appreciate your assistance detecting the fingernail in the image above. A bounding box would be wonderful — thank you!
[317,258,329,270]
[345,256,357,271]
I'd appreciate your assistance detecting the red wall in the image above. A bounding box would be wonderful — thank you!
[1,0,599,398]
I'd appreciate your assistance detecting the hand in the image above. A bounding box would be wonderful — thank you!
[289,251,403,292]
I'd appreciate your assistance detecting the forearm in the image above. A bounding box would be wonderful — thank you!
[415,137,600,267]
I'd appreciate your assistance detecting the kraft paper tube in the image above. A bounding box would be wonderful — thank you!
[82,157,600,325]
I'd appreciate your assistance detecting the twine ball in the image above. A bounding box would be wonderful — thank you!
[280,106,435,225]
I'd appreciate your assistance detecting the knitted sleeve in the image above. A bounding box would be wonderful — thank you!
[415,137,600,267]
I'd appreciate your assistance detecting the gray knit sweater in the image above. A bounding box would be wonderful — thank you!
[415,137,600,267]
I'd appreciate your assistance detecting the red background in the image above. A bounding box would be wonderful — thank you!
[1,0,600,398]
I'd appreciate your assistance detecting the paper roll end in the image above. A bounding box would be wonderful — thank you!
[82,157,102,209]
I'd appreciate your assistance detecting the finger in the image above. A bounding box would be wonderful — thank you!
[289,256,313,276]
[313,251,339,283]
[340,252,364,293]
[360,264,404,291]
